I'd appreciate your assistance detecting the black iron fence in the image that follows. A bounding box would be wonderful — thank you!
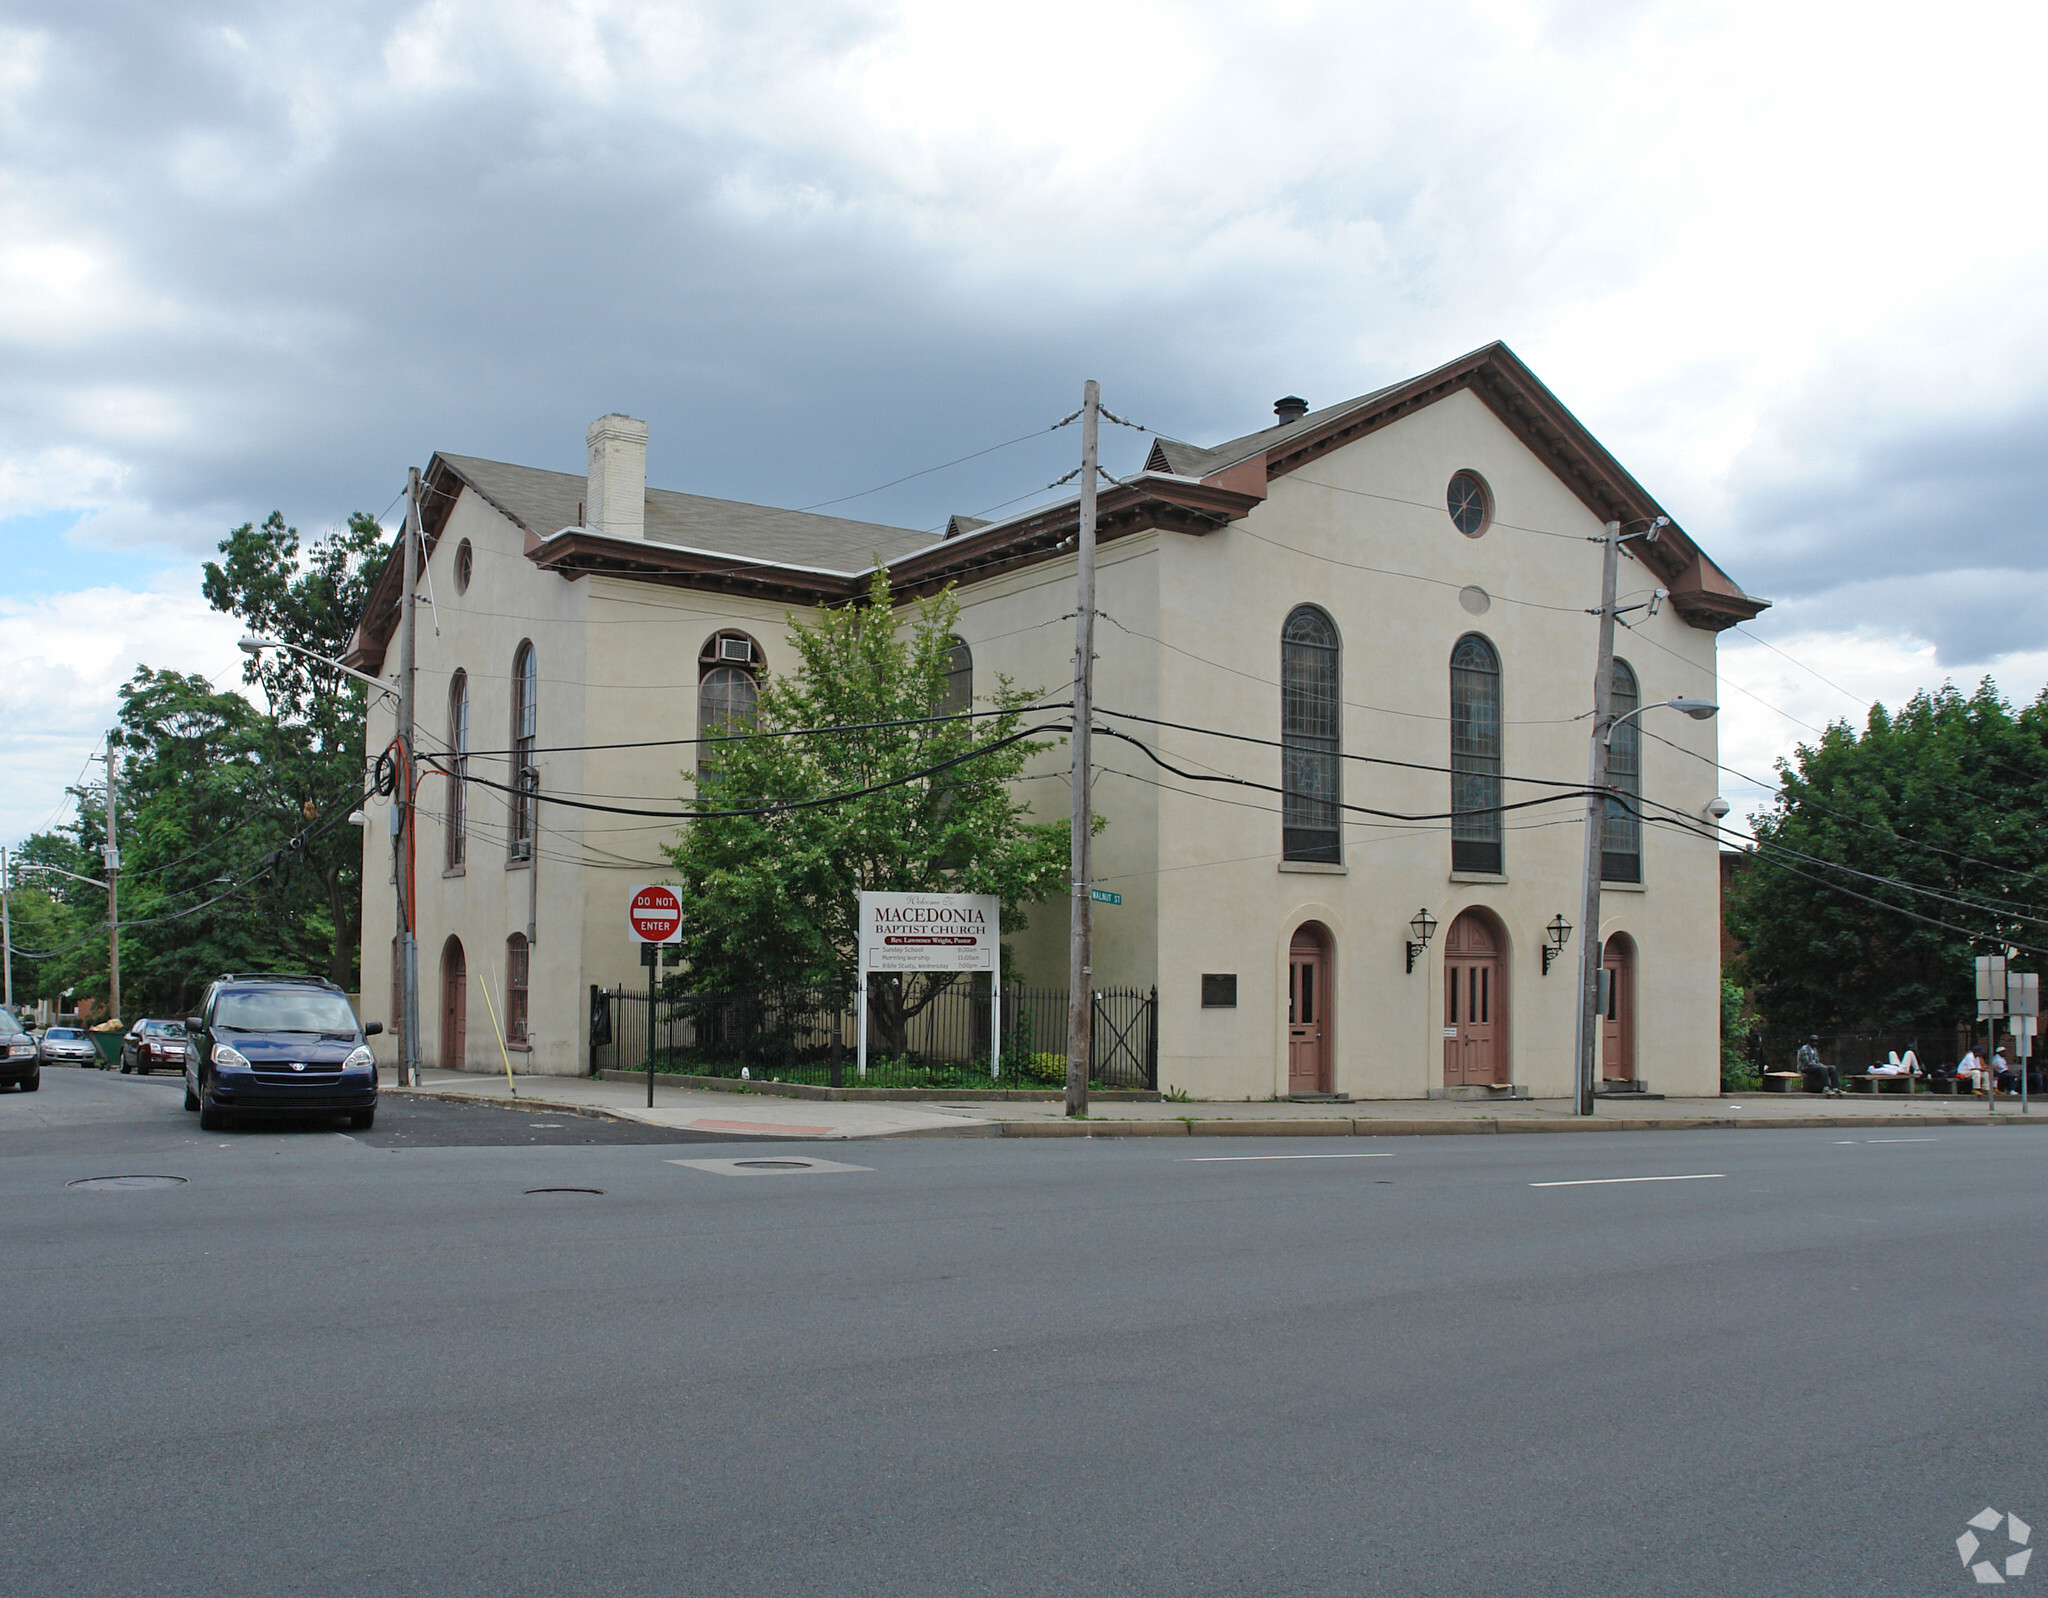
[589,975,1157,1092]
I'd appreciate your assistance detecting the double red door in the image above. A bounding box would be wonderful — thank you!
[1443,912,1506,1086]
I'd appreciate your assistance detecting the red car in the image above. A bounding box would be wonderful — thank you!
[120,1019,189,1075]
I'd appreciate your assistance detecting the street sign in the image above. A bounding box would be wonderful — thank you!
[857,891,999,973]
[627,883,683,944]
[1090,888,1121,905]
[2009,971,2039,1018]
[1977,954,2008,1019]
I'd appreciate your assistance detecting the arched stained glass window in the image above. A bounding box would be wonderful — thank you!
[509,642,536,860]
[1281,606,1341,864]
[698,669,758,791]
[446,670,469,871]
[1450,634,1502,874]
[938,637,972,720]
[1604,658,1642,883]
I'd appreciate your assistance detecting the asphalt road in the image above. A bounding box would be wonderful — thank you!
[4,1067,2044,1597]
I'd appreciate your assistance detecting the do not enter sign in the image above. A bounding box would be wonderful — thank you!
[628,884,683,944]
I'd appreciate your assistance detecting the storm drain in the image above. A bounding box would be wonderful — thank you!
[67,1175,188,1192]
[523,1187,605,1196]
[666,1156,871,1178]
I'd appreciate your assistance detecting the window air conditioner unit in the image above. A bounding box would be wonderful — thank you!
[718,637,753,664]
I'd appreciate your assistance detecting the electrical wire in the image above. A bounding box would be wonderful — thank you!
[795,410,1080,513]
[418,722,1069,821]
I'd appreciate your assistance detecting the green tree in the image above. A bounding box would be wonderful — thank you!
[202,509,388,989]
[664,570,1072,1054]
[1727,680,2048,1035]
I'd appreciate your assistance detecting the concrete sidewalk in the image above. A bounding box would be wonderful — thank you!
[388,1069,2048,1140]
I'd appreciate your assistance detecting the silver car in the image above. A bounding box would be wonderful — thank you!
[37,1027,99,1068]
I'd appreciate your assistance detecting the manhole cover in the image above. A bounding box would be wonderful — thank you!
[523,1187,604,1196]
[67,1175,188,1191]
[733,1160,816,1170]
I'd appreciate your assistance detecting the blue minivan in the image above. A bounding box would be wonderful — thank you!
[184,973,383,1132]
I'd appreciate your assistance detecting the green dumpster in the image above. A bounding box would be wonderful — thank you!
[91,1026,125,1069]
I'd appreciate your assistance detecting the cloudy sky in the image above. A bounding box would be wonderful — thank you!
[3,0,2044,847]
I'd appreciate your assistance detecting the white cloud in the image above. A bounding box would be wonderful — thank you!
[4,0,2048,837]
[0,574,247,844]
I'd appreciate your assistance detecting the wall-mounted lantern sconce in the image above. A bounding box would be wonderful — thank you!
[1542,913,1574,976]
[1405,908,1438,975]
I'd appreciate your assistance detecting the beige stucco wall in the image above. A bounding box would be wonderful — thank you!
[361,386,1727,1095]
[1142,389,1722,1098]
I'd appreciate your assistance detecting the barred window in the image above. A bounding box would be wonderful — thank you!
[506,934,529,1044]
[1450,634,1502,874]
[1604,658,1642,883]
[446,670,468,871]
[1281,606,1341,864]
[509,642,536,860]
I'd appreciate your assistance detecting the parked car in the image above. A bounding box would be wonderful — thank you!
[1,1006,38,1092]
[36,1026,99,1068]
[120,1018,188,1075]
[184,972,382,1132]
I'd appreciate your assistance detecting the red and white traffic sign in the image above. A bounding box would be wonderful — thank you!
[627,883,683,944]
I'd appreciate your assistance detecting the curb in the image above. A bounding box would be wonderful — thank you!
[592,1070,1158,1103]
[988,1112,2048,1139]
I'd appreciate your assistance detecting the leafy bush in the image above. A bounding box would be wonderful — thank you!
[1721,977,1761,1092]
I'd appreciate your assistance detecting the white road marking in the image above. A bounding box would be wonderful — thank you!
[1182,1152,1396,1162]
[1530,1173,1725,1188]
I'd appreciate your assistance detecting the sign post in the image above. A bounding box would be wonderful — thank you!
[1978,954,2008,1116]
[629,886,684,1105]
[856,892,1001,1080]
[2010,970,2037,1115]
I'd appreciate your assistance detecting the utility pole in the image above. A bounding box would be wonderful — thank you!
[104,736,121,1025]
[1064,379,1100,1118]
[1571,523,1622,1117]
[2,843,13,1011]
[395,468,422,1087]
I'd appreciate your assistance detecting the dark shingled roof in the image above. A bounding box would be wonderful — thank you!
[439,453,942,573]
[1144,381,1410,477]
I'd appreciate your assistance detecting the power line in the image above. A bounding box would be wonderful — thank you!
[419,721,1069,821]
[795,410,1081,513]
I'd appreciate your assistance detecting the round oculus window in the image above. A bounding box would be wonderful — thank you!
[1447,472,1491,538]
[453,539,474,594]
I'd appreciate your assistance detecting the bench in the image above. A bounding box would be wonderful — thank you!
[1852,1073,1914,1095]
[1762,1072,1808,1094]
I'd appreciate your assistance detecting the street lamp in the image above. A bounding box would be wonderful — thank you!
[238,636,399,704]
[1542,913,1573,976]
[1573,692,1721,1115]
[1605,697,1719,745]
[1405,907,1438,975]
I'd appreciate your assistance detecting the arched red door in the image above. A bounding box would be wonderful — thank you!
[440,937,467,1072]
[1443,911,1508,1086]
[1287,924,1332,1094]
[1602,934,1636,1081]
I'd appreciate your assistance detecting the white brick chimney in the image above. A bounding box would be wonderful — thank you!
[585,413,648,540]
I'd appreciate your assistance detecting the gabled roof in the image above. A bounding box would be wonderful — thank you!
[1144,381,1408,478]
[437,453,940,571]
[1148,341,1766,630]
[346,340,1764,671]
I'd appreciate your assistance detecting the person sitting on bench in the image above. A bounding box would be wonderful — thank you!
[1797,1035,1841,1096]
[1958,1046,1987,1094]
